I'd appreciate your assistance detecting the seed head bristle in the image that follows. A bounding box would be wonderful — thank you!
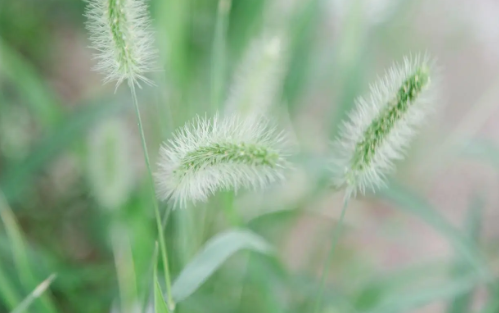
[331,54,435,199]
[155,115,289,207]
[85,0,156,87]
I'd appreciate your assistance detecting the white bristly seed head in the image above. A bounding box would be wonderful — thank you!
[84,0,156,87]
[224,33,286,116]
[331,54,436,200]
[155,114,290,207]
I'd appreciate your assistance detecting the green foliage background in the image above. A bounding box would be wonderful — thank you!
[1,0,499,312]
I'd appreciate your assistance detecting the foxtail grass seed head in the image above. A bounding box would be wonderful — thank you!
[331,54,435,199]
[155,115,289,207]
[87,118,134,209]
[225,34,286,116]
[85,0,156,87]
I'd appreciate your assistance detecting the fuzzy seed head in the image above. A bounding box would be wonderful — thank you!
[155,115,289,207]
[87,118,134,209]
[332,54,435,199]
[85,0,156,87]
[225,34,287,116]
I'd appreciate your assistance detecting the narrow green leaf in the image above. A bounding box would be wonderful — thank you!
[0,97,125,204]
[11,274,56,313]
[366,275,480,313]
[171,229,273,302]
[154,279,170,313]
[353,261,450,311]
[284,0,320,113]
[380,181,491,282]
[446,195,484,313]
[0,193,57,313]
[0,264,21,310]
[210,0,231,113]
[0,38,61,129]
[154,243,170,313]
[459,138,499,170]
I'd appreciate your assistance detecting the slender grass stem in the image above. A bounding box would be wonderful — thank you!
[211,0,231,113]
[129,83,175,310]
[221,191,242,227]
[313,198,349,313]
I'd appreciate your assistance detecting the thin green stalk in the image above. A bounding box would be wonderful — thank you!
[312,199,349,313]
[221,191,242,227]
[211,0,232,113]
[129,83,175,310]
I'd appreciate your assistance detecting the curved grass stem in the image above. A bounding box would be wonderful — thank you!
[312,198,349,313]
[129,83,175,310]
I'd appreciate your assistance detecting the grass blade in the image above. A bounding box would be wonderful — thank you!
[446,195,484,313]
[153,243,170,313]
[0,97,125,203]
[171,229,273,302]
[0,38,61,129]
[366,275,480,313]
[380,181,491,282]
[111,223,138,312]
[211,0,231,113]
[0,192,57,313]
[11,274,56,313]
[0,263,21,310]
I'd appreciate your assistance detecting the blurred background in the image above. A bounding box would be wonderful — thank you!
[1,0,499,312]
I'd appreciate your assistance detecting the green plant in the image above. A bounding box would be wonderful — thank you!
[1,1,496,313]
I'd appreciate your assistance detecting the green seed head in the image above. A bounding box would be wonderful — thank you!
[156,115,289,207]
[85,0,156,86]
[332,55,435,199]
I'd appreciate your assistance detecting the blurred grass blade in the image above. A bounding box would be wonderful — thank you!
[0,97,125,203]
[328,0,370,137]
[0,38,61,129]
[11,274,56,313]
[0,264,21,310]
[380,181,491,283]
[446,195,484,313]
[459,138,499,171]
[211,0,231,112]
[283,0,320,113]
[425,75,499,174]
[155,278,170,313]
[111,223,138,312]
[353,261,451,311]
[172,229,273,302]
[153,243,170,313]
[0,192,57,313]
[367,275,480,313]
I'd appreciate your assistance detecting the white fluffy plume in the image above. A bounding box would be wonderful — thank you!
[155,115,289,207]
[85,0,156,87]
[331,54,436,199]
